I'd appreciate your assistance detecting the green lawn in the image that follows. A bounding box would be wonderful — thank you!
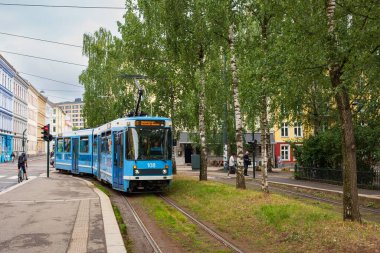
[140,176,380,253]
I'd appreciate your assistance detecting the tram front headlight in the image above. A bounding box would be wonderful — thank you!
[162,169,167,175]
[135,169,140,175]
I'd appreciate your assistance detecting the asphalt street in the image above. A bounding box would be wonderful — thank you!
[0,156,49,192]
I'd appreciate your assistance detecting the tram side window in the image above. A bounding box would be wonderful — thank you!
[57,138,64,153]
[101,132,111,154]
[126,128,136,160]
[64,138,71,153]
[93,135,98,155]
[106,131,111,154]
[80,136,89,153]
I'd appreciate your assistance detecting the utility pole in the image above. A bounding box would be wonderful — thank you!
[41,124,52,178]
[223,52,228,172]
[248,136,257,179]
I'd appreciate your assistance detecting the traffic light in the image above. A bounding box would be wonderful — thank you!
[41,124,53,142]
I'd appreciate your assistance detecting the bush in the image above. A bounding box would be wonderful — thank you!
[294,125,380,186]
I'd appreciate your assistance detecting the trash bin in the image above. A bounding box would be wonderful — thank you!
[191,154,200,170]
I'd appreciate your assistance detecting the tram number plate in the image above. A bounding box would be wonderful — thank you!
[147,163,156,168]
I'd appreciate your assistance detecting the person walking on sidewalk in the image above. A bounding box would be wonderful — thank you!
[228,153,236,176]
[243,151,250,176]
[18,153,28,180]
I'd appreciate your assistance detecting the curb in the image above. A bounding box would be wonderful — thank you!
[74,177,127,253]
[94,188,127,253]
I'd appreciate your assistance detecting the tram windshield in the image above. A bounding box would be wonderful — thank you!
[126,127,172,160]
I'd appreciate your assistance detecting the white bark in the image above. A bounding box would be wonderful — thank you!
[229,23,246,189]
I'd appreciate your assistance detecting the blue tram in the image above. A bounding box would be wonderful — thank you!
[55,116,173,192]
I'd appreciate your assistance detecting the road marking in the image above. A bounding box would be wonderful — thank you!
[5,176,37,180]
[0,175,6,178]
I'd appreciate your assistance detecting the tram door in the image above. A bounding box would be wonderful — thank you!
[72,138,79,174]
[113,131,124,190]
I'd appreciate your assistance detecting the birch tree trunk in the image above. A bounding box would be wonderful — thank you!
[198,46,208,181]
[326,0,361,222]
[228,23,246,189]
[260,95,269,193]
[260,15,270,192]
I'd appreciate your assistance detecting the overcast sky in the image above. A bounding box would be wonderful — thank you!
[0,0,125,103]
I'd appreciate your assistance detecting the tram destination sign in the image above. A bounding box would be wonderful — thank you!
[135,120,165,127]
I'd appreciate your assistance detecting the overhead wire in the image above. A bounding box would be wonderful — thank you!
[20,72,84,88]
[0,32,82,48]
[0,3,125,9]
[0,49,87,67]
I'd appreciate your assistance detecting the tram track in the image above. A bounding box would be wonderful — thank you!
[121,195,162,253]
[159,194,245,253]
[198,172,380,216]
[244,180,380,215]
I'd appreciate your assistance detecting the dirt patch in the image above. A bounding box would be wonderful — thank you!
[110,191,185,253]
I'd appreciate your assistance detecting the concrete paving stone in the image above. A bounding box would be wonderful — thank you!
[107,245,128,253]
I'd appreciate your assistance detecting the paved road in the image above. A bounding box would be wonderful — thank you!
[0,157,50,192]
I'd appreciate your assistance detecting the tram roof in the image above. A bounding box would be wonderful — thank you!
[56,116,171,137]
[93,116,171,134]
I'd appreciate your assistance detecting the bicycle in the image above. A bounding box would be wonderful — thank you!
[18,168,25,183]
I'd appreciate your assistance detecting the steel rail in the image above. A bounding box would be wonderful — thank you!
[247,180,380,215]
[159,195,245,253]
[123,196,162,253]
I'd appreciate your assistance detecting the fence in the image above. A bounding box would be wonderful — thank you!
[294,165,380,190]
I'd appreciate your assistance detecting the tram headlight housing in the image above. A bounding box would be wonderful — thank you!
[162,169,167,175]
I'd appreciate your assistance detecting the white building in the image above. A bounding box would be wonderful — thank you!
[56,98,85,129]
[13,74,29,155]
[51,106,67,136]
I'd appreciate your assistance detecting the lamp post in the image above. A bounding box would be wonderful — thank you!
[22,129,27,153]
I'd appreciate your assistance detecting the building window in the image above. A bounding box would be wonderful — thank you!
[280,145,290,161]
[294,122,303,137]
[281,123,289,137]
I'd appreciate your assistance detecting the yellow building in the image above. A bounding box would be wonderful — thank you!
[27,84,39,156]
[272,121,312,167]
[37,92,47,154]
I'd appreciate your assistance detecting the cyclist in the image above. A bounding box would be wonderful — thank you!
[18,153,28,180]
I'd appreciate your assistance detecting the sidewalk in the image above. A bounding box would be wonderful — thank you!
[177,165,380,200]
[0,171,126,253]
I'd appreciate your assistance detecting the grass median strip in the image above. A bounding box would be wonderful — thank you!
[157,175,380,253]
[138,195,233,253]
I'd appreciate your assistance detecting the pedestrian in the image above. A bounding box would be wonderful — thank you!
[10,151,15,163]
[243,151,250,176]
[228,153,236,176]
[18,152,28,180]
